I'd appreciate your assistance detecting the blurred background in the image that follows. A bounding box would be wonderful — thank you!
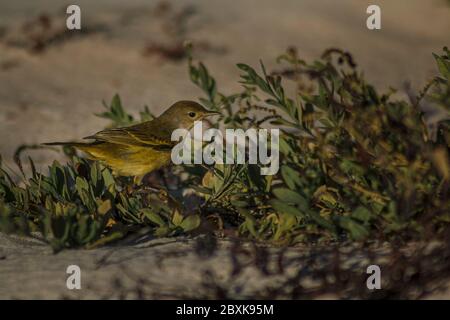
[0,0,449,175]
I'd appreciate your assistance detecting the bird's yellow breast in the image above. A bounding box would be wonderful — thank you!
[78,142,172,177]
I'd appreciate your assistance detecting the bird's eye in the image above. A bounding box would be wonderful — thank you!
[188,112,196,118]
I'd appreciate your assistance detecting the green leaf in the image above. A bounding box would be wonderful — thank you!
[308,210,336,233]
[278,136,294,156]
[273,188,308,211]
[111,94,124,117]
[351,206,372,223]
[237,208,258,238]
[270,199,301,216]
[247,164,266,191]
[190,185,213,195]
[433,53,450,80]
[236,63,253,72]
[172,209,184,226]
[281,165,302,190]
[101,168,115,189]
[141,208,166,227]
[339,217,369,240]
[180,214,201,232]
[273,212,297,241]
[97,199,112,215]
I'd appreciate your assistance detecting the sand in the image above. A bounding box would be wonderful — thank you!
[0,0,449,299]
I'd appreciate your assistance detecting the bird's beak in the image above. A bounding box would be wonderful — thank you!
[204,111,221,117]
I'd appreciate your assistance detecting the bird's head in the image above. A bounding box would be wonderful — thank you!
[158,100,220,130]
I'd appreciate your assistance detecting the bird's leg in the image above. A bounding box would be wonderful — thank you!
[161,169,170,190]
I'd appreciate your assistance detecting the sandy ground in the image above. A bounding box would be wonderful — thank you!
[0,0,449,299]
[0,233,336,299]
[2,232,450,299]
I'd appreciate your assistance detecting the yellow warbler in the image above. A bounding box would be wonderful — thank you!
[44,100,219,184]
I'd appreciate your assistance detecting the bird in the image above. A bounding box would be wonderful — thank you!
[44,100,219,184]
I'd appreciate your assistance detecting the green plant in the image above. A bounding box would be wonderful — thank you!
[186,47,449,243]
[0,47,448,251]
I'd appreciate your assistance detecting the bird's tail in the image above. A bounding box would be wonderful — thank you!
[42,142,101,160]
[42,141,88,148]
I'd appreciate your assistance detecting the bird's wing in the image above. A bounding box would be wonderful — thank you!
[84,122,174,151]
